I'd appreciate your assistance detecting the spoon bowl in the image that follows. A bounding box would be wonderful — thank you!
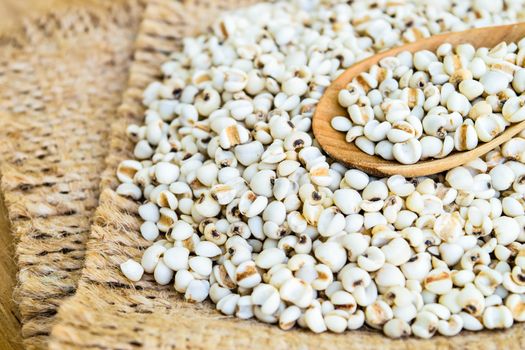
[313,23,525,177]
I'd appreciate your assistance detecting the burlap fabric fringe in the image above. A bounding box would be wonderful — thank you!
[0,1,143,348]
[49,0,525,348]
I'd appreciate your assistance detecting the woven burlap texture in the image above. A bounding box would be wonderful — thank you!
[0,1,143,349]
[49,0,525,349]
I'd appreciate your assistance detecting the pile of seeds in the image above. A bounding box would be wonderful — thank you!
[117,0,525,338]
[332,40,525,164]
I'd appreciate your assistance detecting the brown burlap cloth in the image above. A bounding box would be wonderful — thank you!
[0,1,144,349]
[44,0,525,349]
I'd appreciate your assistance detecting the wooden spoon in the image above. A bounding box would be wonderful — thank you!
[313,23,525,177]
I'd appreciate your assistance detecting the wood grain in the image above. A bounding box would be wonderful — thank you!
[313,23,525,177]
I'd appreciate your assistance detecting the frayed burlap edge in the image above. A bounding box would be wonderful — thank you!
[0,1,144,348]
[49,0,525,349]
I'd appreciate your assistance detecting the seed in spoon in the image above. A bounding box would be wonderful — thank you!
[332,39,525,165]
